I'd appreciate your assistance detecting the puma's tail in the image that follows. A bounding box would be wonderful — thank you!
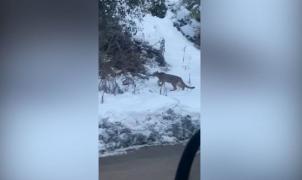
[184,83,195,89]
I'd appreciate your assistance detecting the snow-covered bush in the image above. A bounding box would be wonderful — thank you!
[99,77,123,95]
[99,0,167,79]
[99,106,200,156]
[148,0,168,18]
[170,0,200,47]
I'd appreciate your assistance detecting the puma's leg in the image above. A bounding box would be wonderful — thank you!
[177,82,185,90]
[181,82,185,90]
[158,80,163,86]
[170,83,177,91]
[176,81,184,90]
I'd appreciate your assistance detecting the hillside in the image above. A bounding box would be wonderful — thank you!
[99,0,200,156]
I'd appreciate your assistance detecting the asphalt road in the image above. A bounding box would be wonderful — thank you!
[99,144,200,180]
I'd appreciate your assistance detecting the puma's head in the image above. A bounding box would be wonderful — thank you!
[152,71,159,77]
[152,71,164,77]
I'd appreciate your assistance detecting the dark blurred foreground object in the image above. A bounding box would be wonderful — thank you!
[175,130,200,180]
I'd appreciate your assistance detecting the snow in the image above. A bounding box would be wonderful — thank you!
[175,6,190,20]
[134,10,201,111]
[99,4,200,156]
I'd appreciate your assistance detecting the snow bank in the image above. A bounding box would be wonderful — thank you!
[99,104,199,156]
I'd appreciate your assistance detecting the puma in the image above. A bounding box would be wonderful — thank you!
[152,71,195,91]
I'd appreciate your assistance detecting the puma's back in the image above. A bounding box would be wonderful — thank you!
[153,72,181,83]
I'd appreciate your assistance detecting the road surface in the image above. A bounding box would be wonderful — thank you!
[99,144,200,180]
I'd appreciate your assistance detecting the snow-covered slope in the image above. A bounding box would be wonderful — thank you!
[99,3,200,156]
[135,10,200,111]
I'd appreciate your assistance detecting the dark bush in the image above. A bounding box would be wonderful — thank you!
[149,0,167,18]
